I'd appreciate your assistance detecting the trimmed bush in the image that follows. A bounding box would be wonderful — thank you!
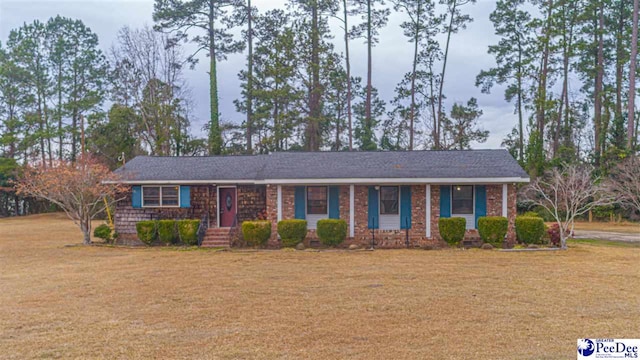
[523,211,542,218]
[477,216,508,246]
[178,220,200,246]
[136,220,157,245]
[93,224,112,242]
[242,220,272,247]
[515,216,545,244]
[277,219,307,247]
[439,217,466,246]
[157,220,177,245]
[317,219,347,247]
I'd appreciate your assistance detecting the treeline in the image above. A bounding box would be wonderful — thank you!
[0,0,638,175]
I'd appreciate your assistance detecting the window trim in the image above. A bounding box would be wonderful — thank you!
[306,186,329,216]
[141,185,181,208]
[379,185,400,216]
[450,185,475,216]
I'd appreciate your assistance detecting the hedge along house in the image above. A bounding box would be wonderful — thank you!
[112,150,529,248]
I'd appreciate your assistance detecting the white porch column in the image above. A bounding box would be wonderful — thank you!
[349,185,355,238]
[277,185,282,222]
[502,184,508,217]
[426,184,431,238]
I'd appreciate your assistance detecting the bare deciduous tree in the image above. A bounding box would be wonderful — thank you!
[521,164,616,249]
[607,156,640,214]
[14,156,126,244]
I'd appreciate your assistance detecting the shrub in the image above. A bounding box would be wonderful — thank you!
[547,223,561,247]
[277,219,307,247]
[477,216,508,246]
[242,220,272,247]
[177,220,200,246]
[438,217,466,246]
[156,220,177,245]
[136,220,157,245]
[515,216,545,244]
[316,219,347,247]
[93,224,112,242]
[523,211,542,218]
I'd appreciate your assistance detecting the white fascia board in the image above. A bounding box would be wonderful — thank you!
[106,177,530,185]
[104,179,255,185]
[258,177,530,185]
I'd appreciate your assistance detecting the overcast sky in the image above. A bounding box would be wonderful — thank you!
[0,0,519,149]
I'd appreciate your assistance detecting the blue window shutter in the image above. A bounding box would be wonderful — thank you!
[368,186,379,229]
[439,185,451,218]
[132,186,142,208]
[180,186,191,208]
[400,186,412,229]
[475,185,487,228]
[329,186,340,219]
[294,186,306,219]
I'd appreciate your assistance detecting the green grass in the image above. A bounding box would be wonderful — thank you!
[568,238,640,248]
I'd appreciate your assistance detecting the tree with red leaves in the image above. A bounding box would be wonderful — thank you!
[14,156,126,244]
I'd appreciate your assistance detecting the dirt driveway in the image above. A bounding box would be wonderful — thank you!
[573,230,640,242]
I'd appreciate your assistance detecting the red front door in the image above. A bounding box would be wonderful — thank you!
[219,187,237,227]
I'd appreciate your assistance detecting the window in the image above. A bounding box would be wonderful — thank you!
[380,186,399,215]
[306,186,328,214]
[142,186,180,207]
[161,186,179,206]
[452,185,473,214]
[143,187,160,207]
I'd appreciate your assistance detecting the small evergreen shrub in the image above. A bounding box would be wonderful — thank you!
[93,224,113,242]
[277,219,307,247]
[157,220,177,245]
[523,211,542,218]
[515,216,545,244]
[136,220,157,245]
[177,220,200,246]
[477,216,508,246]
[242,220,272,247]
[316,219,347,246]
[438,217,466,246]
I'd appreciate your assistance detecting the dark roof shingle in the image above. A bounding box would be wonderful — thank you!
[114,150,529,182]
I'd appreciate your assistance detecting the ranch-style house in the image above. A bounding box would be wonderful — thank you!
[112,150,530,248]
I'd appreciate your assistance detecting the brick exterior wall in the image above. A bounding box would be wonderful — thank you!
[115,184,267,245]
[115,185,215,244]
[237,185,266,222]
[117,182,518,248]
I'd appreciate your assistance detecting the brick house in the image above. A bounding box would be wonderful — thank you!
[112,150,529,248]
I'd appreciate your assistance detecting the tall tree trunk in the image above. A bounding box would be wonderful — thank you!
[615,0,625,129]
[536,0,553,148]
[436,1,457,150]
[594,3,605,166]
[555,11,571,158]
[409,3,422,151]
[517,43,524,162]
[209,1,221,155]
[629,0,639,148]
[306,0,321,151]
[365,0,373,139]
[57,64,63,160]
[246,0,253,154]
[343,0,353,151]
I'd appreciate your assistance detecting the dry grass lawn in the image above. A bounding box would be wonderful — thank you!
[1,213,639,359]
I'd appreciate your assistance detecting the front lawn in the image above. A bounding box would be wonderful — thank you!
[1,213,639,359]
